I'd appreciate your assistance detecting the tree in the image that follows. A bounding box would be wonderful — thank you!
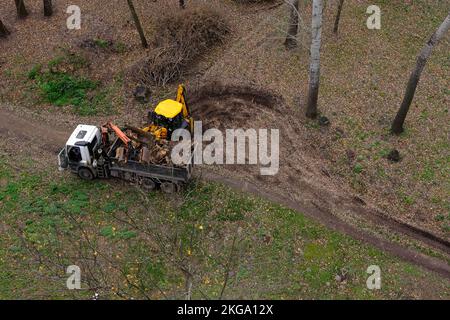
[306,0,324,118]
[126,0,149,48]
[391,12,450,134]
[333,0,344,34]
[43,0,53,17]
[0,19,10,37]
[284,0,300,49]
[15,0,28,19]
[179,0,186,9]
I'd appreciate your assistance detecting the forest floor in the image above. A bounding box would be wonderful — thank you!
[0,111,448,299]
[0,0,449,298]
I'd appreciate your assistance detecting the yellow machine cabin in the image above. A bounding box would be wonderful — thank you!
[144,84,193,140]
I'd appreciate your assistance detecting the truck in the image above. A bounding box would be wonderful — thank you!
[57,123,194,193]
[58,85,196,193]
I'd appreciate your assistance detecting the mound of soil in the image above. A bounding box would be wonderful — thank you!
[188,83,331,197]
[189,83,283,109]
[189,83,284,131]
[79,38,127,54]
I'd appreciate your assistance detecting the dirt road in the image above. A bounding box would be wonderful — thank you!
[0,108,67,147]
[1,103,449,279]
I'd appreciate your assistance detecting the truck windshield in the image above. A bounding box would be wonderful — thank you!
[67,146,82,162]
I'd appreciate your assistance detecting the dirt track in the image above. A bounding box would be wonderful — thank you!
[1,95,449,279]
[0,108,67,147]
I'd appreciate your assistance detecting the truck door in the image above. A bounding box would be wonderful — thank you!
[58,148,69,170]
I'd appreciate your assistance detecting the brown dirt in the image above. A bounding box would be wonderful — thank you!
[0,0,448,281]
[189,84,450,257]
[188,1,450,240]
[1,84,449,279]
[0,107,66,148]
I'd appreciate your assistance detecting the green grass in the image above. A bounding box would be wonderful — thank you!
[0,157,448,299]
[47,50,89,70]
[91,38,127,53]
[353,163,364,174]
[94,39,110,49]
[26,51,117,116]
[37,72,97,108]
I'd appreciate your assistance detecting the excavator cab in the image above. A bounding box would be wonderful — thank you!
[144,84,193,140]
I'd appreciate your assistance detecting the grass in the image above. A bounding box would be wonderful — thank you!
[0,156,448,299]
[87,38,127,53]
[172,0,448,237]
[94,39,110,49]
[0,1,449,299]
[315,0,450,235]
[35,72,97,108]
[26,51,118,116]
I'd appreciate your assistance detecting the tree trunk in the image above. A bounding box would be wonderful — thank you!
[306,0,324,118]
[15,0,28,19]
[284,0,300,49]
[126,0,149,48]
[333,0,344,34]
[0,19,10,37]
[391,12,450,134]
[43,0,53,17]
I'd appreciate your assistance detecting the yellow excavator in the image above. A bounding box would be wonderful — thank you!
[143,84,194,140]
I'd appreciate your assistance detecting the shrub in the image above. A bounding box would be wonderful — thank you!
[27,64,42,80]
[133,6,229,86]
[353,163,364,174]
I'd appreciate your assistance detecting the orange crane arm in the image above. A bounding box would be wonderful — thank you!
[104,122,131,147]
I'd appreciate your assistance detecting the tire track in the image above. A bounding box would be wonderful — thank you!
[1,104,449,279]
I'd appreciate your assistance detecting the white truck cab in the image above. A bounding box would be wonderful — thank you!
[58,124,102,179]
[58,122,194,190]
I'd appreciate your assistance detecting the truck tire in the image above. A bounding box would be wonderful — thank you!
[78,167,94,181]
[161,182,178,194]
[141,178,156,191]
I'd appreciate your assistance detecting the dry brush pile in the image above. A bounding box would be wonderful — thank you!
[132,6,230,87]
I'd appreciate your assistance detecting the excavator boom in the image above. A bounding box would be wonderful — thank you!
[103,122,131,147]
[143,84,193,140]
[176,84,190,119]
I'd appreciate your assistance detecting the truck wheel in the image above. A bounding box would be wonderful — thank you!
[78,167,94,181]
[141,178,156,191]
[161,182,178,194]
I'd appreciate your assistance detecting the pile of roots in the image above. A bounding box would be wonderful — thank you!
[133,6,229,86]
